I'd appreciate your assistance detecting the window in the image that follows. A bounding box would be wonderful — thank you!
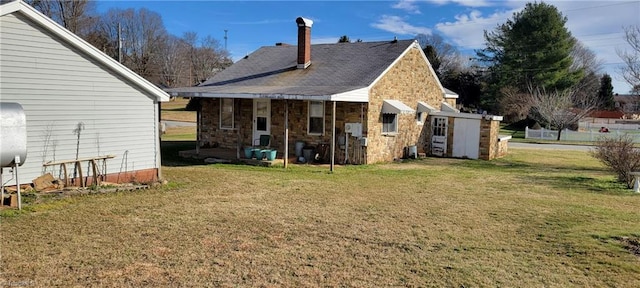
[220,98,234,129]
[416,111,424,123]
[382,113,397,133]
[433,117,447,137]
[308,101,324,134]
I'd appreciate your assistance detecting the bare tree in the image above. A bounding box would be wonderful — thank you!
[100,8,168,83]
[529,86,600,140]
[415,33,464,76]
[27,0,97,37]
[617,25,640,94]
[183,32,231,85]
[158,35,189,87]
[499,86,533,121]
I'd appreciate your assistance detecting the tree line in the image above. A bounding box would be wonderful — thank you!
[407,2,639,140]
[28,0,640,129]
[27,0,232,88]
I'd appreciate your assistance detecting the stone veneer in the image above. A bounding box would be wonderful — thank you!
[366,45,446,163]
[197,44,452,164]
[479,119,501,160]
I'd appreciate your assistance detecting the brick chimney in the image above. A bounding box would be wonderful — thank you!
[296,17,313,69]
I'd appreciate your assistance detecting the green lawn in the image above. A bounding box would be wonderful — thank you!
[1,148,639,286]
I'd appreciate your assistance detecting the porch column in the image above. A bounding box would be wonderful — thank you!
[196,102,201,155]
[330,101,336,172]
[284,100,289,169]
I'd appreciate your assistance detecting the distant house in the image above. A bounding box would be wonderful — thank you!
[614,94,640,114]
[0,1,170,186]
[168,17,505,164]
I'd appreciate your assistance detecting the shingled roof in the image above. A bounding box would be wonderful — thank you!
[167,39,418,101]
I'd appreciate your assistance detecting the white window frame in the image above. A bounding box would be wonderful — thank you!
[382,113,398,134]
[220,98,234,129]
[432,117,447,137]
[308,101,325,135]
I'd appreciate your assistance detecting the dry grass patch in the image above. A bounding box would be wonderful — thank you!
[1,149,639,287]
[161,126,196,141]
[161,98,195,122]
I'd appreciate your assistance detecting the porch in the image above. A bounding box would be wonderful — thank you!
[178,147,293,167]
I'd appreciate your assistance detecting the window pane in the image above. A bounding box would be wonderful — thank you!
[257,117,267,131]
[309,117,323,134]
[310,101,323,117]
[382,114,397,133]
[220,99,233,128]
[256,101,267,116]
[433,117,446,136]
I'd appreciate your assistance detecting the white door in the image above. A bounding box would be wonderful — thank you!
[452,118,480,159]
[431,117,447,156]
[253,99,271,145]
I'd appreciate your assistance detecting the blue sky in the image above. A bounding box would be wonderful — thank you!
[96,0,640,94]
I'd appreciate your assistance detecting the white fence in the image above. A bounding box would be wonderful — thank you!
[525,127,640,142]
[578,121,640,131]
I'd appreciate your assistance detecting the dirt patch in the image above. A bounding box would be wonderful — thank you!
[616,236,640,258]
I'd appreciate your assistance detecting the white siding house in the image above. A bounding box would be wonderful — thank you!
[0,1,170,185]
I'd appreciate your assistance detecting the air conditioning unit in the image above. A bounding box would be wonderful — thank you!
[345,122,362,137]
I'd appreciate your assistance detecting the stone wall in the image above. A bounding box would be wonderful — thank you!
[199,98,370,163]
[444,98,457,108]
[479,119,502,160]
[497,137,509,158]
[199,98,249,148]
[366,45,444,163]
[198,44,449,164]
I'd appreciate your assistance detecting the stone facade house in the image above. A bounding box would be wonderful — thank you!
[169,17,505,165]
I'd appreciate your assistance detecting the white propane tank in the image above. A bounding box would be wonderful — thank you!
[0,102,28,167]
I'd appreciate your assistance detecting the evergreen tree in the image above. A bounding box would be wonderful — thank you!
[598,74,615,110]
[477,2,582,113]
[422,46,441,77]
[337,35,350,43]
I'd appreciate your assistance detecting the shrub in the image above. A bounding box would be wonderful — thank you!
[591,135,640,188]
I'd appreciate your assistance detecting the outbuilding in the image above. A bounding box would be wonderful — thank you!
[0,1,170,186]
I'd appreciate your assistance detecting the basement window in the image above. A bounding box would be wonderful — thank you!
[308,101,324,135]
[220,98,234,129]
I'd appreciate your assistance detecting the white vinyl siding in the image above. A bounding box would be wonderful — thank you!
[0,13,160,184]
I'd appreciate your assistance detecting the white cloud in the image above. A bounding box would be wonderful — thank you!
[554,1,639,93]
[392,0,422,14]
[435,9,516,50]
[432,1,640,93]
[312,36,341,44]
[427,0,493,8]
[371,15,432,36]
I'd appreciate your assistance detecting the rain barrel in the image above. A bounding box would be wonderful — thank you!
[0,102,27,167]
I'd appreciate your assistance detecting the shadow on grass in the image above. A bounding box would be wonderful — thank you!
[161,141,207,167]
[520,174,632,195]
[451,157,609,175]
